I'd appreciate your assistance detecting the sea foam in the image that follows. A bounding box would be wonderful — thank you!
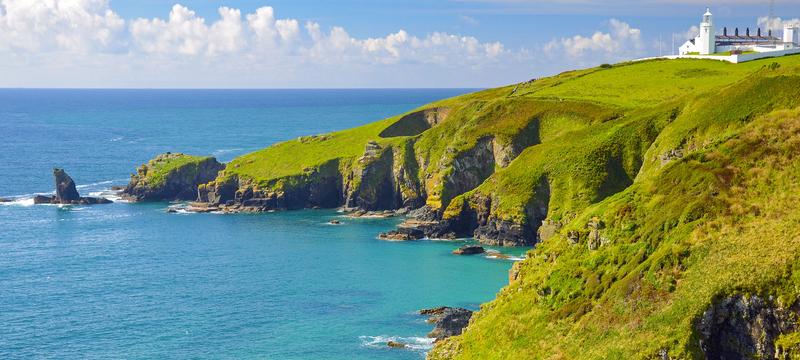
[359,335,435,351]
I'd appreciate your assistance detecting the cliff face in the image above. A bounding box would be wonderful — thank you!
[123,153,225,202]
[428,76,800,358]
[138,58,800,253]
[128,56,800,358]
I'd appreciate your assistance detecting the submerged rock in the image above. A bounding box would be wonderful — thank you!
[420,307,474,340]
[0,197,12,203]
[387,341,406,349]
[452,245,486,255]
[34,168,111,205]
[329,220,341,225]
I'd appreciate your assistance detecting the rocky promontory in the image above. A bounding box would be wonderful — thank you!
[420,307,474,340]
[123,153,224,202]
[33,168,112,205]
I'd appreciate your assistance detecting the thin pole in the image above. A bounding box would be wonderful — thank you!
[672,33,675,55]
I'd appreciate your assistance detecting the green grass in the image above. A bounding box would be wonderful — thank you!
[139,153,210,187]
[430,107,800,359]
[174,54,800,358]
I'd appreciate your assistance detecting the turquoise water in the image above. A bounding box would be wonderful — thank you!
[0,89,526,359]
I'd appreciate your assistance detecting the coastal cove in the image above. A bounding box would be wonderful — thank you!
[0,89,525,359]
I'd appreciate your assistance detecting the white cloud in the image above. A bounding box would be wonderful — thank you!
[0,0,124,53]
[544,19,643,61]
[0,0,526,87]
[757,16,800,32]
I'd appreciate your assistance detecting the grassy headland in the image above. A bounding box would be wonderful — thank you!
[162,55,800,358]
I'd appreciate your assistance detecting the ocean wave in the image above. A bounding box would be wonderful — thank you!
[110,136,124,142]
[484,250,525,261]
[0,197,35,207]
[212,148,244,156]
[359,335,435,351]
[76,178,128,190]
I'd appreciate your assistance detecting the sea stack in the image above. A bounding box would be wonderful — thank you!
[33,168,112,205]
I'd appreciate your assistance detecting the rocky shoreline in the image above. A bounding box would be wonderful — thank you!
[118,142,543,247]
[383,307,474,350]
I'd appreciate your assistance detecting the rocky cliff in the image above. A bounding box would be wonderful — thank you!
[128,56,800,358]
[123,153,224,202]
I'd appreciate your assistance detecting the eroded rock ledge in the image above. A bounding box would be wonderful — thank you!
[123,153,225,202]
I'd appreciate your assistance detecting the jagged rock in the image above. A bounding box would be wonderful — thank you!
[660,148,685,165]
[697,294,800,360]
[387,341,406,349]
[538,219,561,241]
[378,227,424,241]
[567,230,580,245]
[53,168,80,203]
[123,153,225,202]
[586,218,607,250]
[587,229,602,250]
[363,141,382,158]
[420,307,474,340]
[34,169,112,205]
[452,245,485,255]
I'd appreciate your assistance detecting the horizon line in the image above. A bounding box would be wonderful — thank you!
[0,87,487,91]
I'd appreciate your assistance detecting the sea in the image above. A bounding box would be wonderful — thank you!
[0,89,527,359]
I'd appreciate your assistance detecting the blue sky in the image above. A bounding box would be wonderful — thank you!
[0,0,797,88]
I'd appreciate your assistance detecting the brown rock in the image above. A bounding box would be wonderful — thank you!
[387,341,406,349]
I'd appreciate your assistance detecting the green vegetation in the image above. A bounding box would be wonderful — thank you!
[137,153,210,187]
[430,107,800,359]
[202,55,800,358]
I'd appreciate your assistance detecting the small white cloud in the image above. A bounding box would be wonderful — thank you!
[459,15,480,26]
[757,16,800,32]
[544,19,643,61]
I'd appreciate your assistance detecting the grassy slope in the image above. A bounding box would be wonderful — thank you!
[208,56,800,358]
[430,107,800,359]
[220,59,789,213]
[137,153,211,187]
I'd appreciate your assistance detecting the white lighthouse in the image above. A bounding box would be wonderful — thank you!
[699,8,716,55]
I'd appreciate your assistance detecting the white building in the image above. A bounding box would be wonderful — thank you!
[698,8,715,55]
[678,8,800,62]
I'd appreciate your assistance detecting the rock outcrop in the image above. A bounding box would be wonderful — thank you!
[452,245,485,255]
[420,307,474,340]
[697,295,800,360]
[123,153,224,202]
[378,227,424,241]
[33,168,112,205]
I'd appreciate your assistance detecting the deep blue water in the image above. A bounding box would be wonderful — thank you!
[0,89,527,359]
